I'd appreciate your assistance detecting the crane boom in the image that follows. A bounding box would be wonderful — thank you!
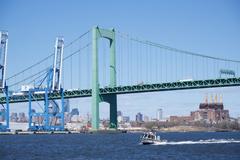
[52,37,64,91]
[0,31,8,89]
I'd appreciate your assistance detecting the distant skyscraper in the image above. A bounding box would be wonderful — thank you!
[64,112,71,124]
[87,112,90,122]
[18,112,27,122]
[71,108,79,116]
[63,99,70,112]
[123,116,130,123]
[117,111,123,123]
[144,115,149,122]
[157,108,163,121]
[117,111,122,116]
[117,115,123,123]
[136,112,143,122]
[10,112,18,122]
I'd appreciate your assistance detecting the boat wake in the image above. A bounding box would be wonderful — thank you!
[152,139,240,145]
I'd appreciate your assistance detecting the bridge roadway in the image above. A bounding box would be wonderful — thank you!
[0,77,240,104]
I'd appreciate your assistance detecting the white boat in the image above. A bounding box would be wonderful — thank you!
[140,132,167,145]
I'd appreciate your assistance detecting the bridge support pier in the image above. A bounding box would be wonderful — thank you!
[91,26,116,130]
[102,94,117,129]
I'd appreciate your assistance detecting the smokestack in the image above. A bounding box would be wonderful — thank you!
[210,94,213,104]
[215,94,218,103]
[205,94,208,103]
[220,94,223,103]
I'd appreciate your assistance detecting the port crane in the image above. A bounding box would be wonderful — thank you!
[0,31,10,131]
[28,37,65,131]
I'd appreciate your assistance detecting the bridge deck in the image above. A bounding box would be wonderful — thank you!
[0,77,239,104]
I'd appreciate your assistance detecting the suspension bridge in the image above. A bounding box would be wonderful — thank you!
[0,26,240,131]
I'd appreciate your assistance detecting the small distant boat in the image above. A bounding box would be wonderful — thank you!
[140,132,167,145]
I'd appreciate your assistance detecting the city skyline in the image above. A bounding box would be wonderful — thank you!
[4,94,234,123]
[5,89,240,122]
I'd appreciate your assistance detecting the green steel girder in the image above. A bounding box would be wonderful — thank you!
[0,77,240,104]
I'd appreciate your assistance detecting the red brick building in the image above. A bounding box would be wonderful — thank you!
[170,95,230,124]
[169,116,193,124]
[191,101,229,123]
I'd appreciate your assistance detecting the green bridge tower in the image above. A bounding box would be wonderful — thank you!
[92,26,117,130]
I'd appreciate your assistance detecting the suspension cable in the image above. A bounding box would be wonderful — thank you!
[7,30,90,81]
[117,31,240,63]
[9,43,91,88]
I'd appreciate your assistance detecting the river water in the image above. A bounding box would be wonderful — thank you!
[1,131,240,160]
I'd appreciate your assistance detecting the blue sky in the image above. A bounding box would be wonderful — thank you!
[1,0,240,119]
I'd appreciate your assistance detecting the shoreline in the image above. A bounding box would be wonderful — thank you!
[1,127,239,135]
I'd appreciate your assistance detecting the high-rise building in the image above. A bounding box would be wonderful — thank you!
[87,112,90,122]
[117,115,123,123]
[71,108,79,116]
[123,116,130,123]
[117,111,122,117]
[63,99,70,112]
[117,110,123,123]
[136,112,143,122]
[64,112,71,124]
[157,108,163,121]
[18,112,27,122]
[10,112,18,122]
[144,115,149,122]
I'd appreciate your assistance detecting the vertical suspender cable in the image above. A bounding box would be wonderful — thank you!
[192,54,194,80]
[206,58,209,79]
[120,35,123,85]
[70,55,73,89]
[127,35,130,85]
[165,50,167,82]
[155,47,157,82]
[87,42,90,89]
[195,56,198,80]
[146,43,149,83]
[170,50,172,82]
[181,51,183,80]
[79,44,81,89]
[237,62,239,77]
[140,40,142,84]
[148,43,151,83]
[160,48,162,82]
[130,38,132,85]
[136,39,139,84]
[176,52,178,81]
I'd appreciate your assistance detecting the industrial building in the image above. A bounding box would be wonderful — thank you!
[191,94,230,123]
[170,94,230,124]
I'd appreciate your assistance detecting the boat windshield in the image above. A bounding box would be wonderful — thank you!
[142,132,156,139]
